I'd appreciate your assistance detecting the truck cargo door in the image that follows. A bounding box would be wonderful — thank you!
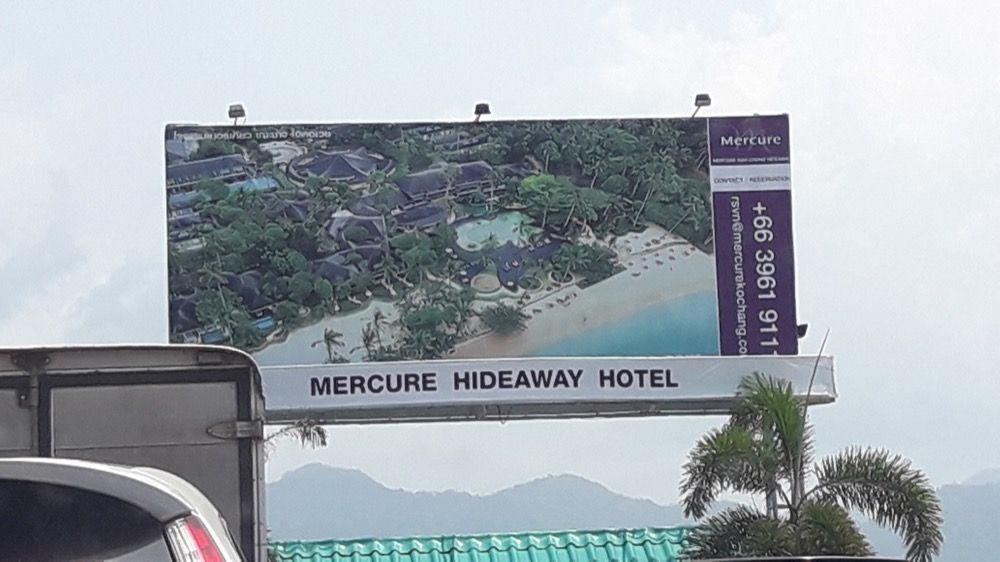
[41,375,251,559]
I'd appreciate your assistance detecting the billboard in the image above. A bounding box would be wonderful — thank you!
[165,116,797,376]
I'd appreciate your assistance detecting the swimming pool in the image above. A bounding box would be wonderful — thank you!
[455,211,539,251]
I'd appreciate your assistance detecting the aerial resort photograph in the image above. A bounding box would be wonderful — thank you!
[166,119,720,365]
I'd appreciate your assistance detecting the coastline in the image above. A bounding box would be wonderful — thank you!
[254,226,717,365]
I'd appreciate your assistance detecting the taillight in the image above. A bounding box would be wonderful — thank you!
[165,515,225,562]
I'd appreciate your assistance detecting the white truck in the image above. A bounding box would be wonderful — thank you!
[0,344,267,562]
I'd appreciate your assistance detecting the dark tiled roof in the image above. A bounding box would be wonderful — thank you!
[170,293,200,333]
[311,246,385,284]
[166,154,248,183]
[327,211,387,243]
[397,204,448,229]
[312,256,353,284]
[168,213,203,230]
[497,163,534,178]
[394,161,493,198]
[290,148,392,183]
[226,270,274,311]
[264,198,313,222]
[341,245,385,271]
[347,189,407,216]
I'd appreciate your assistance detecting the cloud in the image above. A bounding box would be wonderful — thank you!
[0,73,161,344]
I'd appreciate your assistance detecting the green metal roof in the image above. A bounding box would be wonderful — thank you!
[269,527,689,562]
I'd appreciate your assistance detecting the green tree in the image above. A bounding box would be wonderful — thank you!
[273,301,299,322]
[194,288,240,336]
[288,271,316,304]
[286,250,309,274]
[197,179,231,201]
[192,139,236,159]
[263,224,288,250]
[229,309,264,349]
[480,303,529,335]
[681,374,943,561]
[313,278,334,303]
[304,176,326,194]
[517,175,573,230]
[600,174,630,195]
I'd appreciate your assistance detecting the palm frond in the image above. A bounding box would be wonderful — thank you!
[680,425,768,519]
[684,505,793,559]
[794,501,873,556]
[264,419,329,460]
[731,372,812,478]
[812,447,943,562]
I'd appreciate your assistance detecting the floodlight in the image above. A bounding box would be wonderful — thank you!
[474,102,491,123]
[228,103,246,125]
[691,93,711,117]
[797,323,809,338]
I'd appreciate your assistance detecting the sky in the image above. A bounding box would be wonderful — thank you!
[1,0,999,506]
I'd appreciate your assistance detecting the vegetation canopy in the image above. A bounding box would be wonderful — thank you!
[681,373,943,561]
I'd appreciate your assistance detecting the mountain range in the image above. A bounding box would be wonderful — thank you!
[267,464,999,561]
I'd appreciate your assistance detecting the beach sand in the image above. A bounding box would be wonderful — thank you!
[450,227,716,358]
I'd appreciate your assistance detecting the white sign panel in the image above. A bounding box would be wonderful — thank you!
[262,355,834,423]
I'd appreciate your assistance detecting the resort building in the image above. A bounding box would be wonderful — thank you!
[262,196,315,223]
[165,154,252,195]
[326,210,388,249]
[225,270,275,315]
[168,293,202,343]
[402,124,491,156]
[394,161,496,209]
[167,209,204,244]
[311,246,386,285]
[347,188,408,217]
[288,147,395,185]
[396,204,449,230]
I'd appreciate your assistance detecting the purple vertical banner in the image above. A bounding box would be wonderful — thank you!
[709,116,798,355]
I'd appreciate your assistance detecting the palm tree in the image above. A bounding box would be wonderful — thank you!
[442,163,461,210]
[535,140,561,173]
[681,373,943,561]
[370,309,387,350]
[311,328,346,363]
[198,259,231,310]
[350,323,378,361]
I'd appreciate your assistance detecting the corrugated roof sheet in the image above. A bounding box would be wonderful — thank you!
[269,527,688,562]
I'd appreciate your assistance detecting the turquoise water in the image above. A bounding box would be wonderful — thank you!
[534,291,720,357]
[455,211,538,251]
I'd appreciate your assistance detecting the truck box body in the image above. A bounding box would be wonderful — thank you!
[0,345,266,562]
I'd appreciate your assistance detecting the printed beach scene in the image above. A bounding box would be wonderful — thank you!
[165,119,718,365]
